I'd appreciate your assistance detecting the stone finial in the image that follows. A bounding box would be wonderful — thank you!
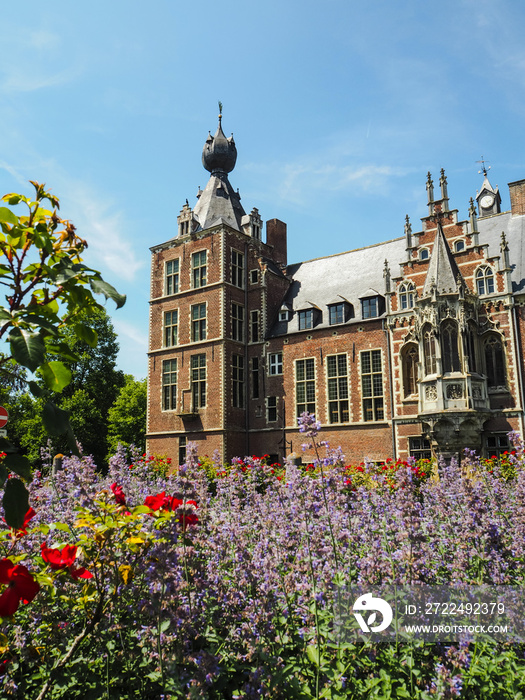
[500,231,508,252]
[439,168,448,210]
[383,259,391,293]
[426,172,434,202]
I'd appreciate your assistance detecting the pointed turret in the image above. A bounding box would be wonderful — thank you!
[193,112,246,231]
[422,222,464,297]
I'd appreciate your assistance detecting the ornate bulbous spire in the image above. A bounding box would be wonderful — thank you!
[202,112,237,175]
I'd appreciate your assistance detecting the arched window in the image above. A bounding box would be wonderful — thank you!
[463,324,478,373]
[420,248,429,261]
[476,266,495,295]
[442,321,461,373]
[423,325,437,376]
[454,240,465,253]
[399,282,415,310]
[402,344,419,397]
[484,335,506,387]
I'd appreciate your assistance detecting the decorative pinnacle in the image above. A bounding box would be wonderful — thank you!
[218,100,223,122]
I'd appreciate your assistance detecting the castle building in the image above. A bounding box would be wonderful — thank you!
[147,116,525,466]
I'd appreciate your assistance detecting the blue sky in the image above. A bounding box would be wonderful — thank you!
[1,0,524,378]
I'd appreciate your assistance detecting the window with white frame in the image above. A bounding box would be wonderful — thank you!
[250,269,259,284]
[361,350,384,421]
[162,359,177,411]
[296,358,315,417]
[165,259,179,295]
[327,354,349,423]
[191,303,206,342]
[399,282,415,310]
[231,250,244,288]
[419,248,429,261]
[192,251,207,288]
[269,352,283,375]
[164,310,178,347]
[454,240,465,253]
[476,266,495,295]
[231,303,244,341]
[191,354,206,408]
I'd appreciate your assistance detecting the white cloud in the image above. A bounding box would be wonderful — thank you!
[113,318,148,349]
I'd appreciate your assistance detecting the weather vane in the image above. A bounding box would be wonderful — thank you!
[476,156,491,176]
[218,100,223,116]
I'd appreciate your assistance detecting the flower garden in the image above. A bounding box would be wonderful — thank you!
[1,414,525,698]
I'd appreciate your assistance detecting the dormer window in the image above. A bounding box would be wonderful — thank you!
[362,298,378,318]
[298,309,314,330]
[279,303,292,322]
[419,248,429,261]
[329,303,344,325]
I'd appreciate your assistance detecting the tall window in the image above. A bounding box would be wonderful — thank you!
[362,297,378,318]
[361,350,384,421]
[178,436,187,465]
[402,344,418,397]
[296,358,315,417]
[164,310,178,347]
[327,354,349,423]
[298,309,314,330]
[409,437,432,460]
[486,434,510,458]
[423,326,437,375]
[399,283,415,310]
[192,251,207,288]
[329,303,345,325]
[269,352,283,375]
[191,354,206,408]
[476,266,495,295]
[267,396,277,422]
[191,303,206,342]
[231,303,244,341]
[231,250,244,288]
[162,359,177,411]
[442,321,461,373]
[250,310,259,342]
[252,357,260,399]
[165,259,179,295]
[464,325,478,373]
[484,335,506,387]
[232,355,244,408]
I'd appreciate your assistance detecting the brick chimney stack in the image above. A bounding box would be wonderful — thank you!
[266,218,287,267]
[509,179,525,216]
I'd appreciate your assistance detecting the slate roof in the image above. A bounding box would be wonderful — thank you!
[193,172,246,232]
[476,211,525,293]
[422,222,463,296]
[269,236,406,336]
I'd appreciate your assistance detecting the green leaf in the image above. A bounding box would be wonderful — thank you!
[89,277,126,309]
[0,207,18,225]
[0,465,8,488]
[9,327,46,372]
[40,361,72,393]
[28,380,44,398]
[74,323,98,347]
[2,453,31,481]
[306,645,320,667]
[3,478,29,529]
[45,342,79,362]
[42,401,71,436]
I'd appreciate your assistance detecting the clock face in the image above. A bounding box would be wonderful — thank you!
[480,194,494,209]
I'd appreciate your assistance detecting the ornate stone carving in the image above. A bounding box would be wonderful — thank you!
[446,384,463,399]
[425,385,438,401]
[472,385,482,399]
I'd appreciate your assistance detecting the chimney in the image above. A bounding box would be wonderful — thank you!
[266,218,287,266]
[509,179,525,216]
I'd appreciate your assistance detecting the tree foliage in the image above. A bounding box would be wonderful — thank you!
[0,181,125,525]
[107,375,147,457]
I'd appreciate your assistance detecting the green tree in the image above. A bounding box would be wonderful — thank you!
[107,375,147,457]
[0,181,125,526]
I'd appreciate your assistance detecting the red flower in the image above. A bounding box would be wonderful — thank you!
[144,491,168,511]
[41,544,93,580]
[110,483,127,506]
[0,559,39,617]
[7,507,36,537]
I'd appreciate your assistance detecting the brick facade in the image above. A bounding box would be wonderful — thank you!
[147,121,525,466]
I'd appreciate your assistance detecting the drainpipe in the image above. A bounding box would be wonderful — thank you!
[244,241,249,456]
[512,305,525,438]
